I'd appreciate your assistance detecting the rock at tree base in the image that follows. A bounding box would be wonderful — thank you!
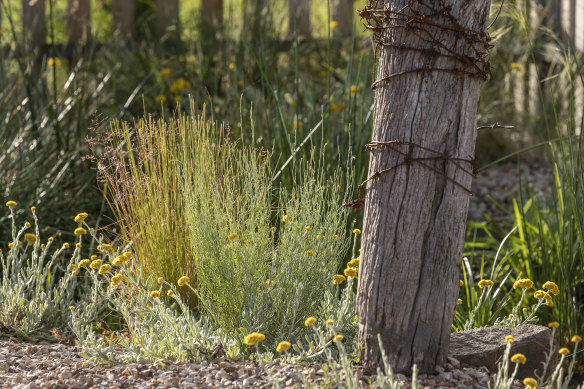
[449,325,558,380]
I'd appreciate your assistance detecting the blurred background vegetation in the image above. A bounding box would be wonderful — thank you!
[0,0,582,359]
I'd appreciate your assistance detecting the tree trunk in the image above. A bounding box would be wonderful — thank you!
[112,0,135,39]
[201,0,223,30]
[356,0,492,373]
[22,0,46,52]
[156,0,179,39]
[331,0,353,38]
[67,0,91,45]
[288,0,310,37]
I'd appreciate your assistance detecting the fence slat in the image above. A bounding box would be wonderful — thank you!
[67,0,91,45]
[157,0,180,39]
[112,0,136,39]
[22,0,46,51]
[288,0,310,37]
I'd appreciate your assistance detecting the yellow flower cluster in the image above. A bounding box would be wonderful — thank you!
[542,281,560,296]
[513,278,534,290]
[111,274,123,287]
[333,334,343,342]
[167,289,174,296]
[510,353,526,364]
[178,276,190,287]
[344,267,357,278]
[505,335,515,343]
[98,264,111,275]
[159,68,171,77]
[558,348,570,356]
[97,243,113,253]
[24,233,36,244]
[353,228,361,234]
[333,274,346,285]
[305,226,312,232]
[548,321,559,328]
[572,335,582,342]
[457,298,462,305]
[79,259,90,268]
[74,227,87,235]
[6,200,17,208]
[347,257,360,268]
[150,291,160,299]
[478,279,494,289]
[90,259,102,269]
[244,332,265,346]
[523,377,537,388]
[306,250,314,257]
[350,85,358,97]
[325,319,334,326]
[228,233,239,241]
[304,317,316,326]
[74,213,88,223]
[170,78,190,93]
[276,341,291,353]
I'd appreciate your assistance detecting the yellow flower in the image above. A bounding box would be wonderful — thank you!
[167,289,174,296]
[333,235,339,240]
[40,244,45,249]
[24,233,36,244]
[63,242,70,249]
[344,267,357,278]
[159,68,171,77]
[353,228,361,234]
[98,264,111,275]
[523,377,538,389]
[305,226,312,232]
[558,348,570,356]
[111,274,123,287]
[548,321,559,328]
[229,63,236,70]
[347,257,360,268]
[74,213,88,223]
[304,317,317,326]
[544,294,554,307]
[542,281,560,296]
[76,243,82,248]
[270,226,277,232]
[47,57,61,67]
[306,250,314,257]
[228,233,239,241]
[460,280,464,287]
[74,227,87,235]
[276,341,291,353]
[69,306,75,311]
[157,277,164,284]
[510,62,522,71]
[534,290,546,299]
[513,278,534,290]
[325,319,334,326]
[457,298,462,305]
[350,85,358,97]
[112,256,126,266]
[178,276,190,287]
[265,280,275,291]
[333,334,343,342]
[5,201,17,208]
[122,251,133,259]
[330,20,339,29]
[70,263,77,271]
[170,78,190,93]
[25,222,31,228]
[91,254,98,260]
[478,279,494,288]
[30,206,36,212]
[505,335,515,343]
[510,353,527,364]
[78,259,90,267]
[155,95,167,104]
[282,214,288,222]
[319,70,327,78]
[244,332,266,346]
[333,274,346,285]
[90,259,102,269]
[150,290,160,299]
[572,335,582,342]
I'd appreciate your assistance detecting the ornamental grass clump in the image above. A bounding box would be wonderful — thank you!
[181,114,352,344]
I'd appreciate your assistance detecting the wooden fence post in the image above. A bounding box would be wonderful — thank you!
[67,0,91,45]
[112,0,135,39]
[331,0,353,38]
[22,0,46,51]
[157,0,180,39]
[288,0,310,37]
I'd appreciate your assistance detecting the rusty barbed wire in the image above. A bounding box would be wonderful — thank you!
[359,0,492,90]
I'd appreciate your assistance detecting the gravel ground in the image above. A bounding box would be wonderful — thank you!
[0,337,526,389]
[0,162,553,388]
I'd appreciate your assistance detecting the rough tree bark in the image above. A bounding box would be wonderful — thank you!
[356,0,492,373]
[112,0,135,39]
[156,0,179,39]
[22,0,46,51]
[331,0,353,38]
[288,0,311,37]
[67,0,91,45]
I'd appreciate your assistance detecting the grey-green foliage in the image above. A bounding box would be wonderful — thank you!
[181,119,352,345]
[0,207,86,340]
